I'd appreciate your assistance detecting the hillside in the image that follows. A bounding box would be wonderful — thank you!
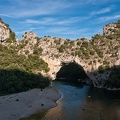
[0,18,120,91]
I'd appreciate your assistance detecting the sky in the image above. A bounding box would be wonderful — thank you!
[0,0,120,40]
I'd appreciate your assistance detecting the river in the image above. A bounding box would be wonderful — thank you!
[42,81,120,120]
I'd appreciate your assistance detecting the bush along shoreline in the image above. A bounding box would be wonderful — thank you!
[0,69,50,96]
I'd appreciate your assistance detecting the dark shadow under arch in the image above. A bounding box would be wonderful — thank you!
[56,62,91,85]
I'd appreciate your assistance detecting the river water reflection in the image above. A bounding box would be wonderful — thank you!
[42,81,120,120]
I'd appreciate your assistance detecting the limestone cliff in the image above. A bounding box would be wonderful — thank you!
[0,18,10,42]
[0,18,18,45]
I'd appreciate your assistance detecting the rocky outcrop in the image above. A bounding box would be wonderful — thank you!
[22,32,38,44]
[103,20,120,38]
[0,18,10,43]
[0,18,18,45]
[18,32,38,55]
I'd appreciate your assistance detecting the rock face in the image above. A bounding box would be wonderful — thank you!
[103,20,120,38]
[18,32,38,55]
[0,18,120,88]
[0,18,18,45]
[0,18,10,43]
[22,32,38,45]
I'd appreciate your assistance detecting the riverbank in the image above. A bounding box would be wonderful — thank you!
[0,87,61,120]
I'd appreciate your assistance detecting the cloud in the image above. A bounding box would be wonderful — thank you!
[22,18,54,24]
[0,14,14,18]
[86,0,115,4]
[90,7,112,15]
[54,17,90,25]
[21,16,90,26]
[46,27,90,35]
[98,14,120,22]
[45,26,101,39]
[0,0,73,18]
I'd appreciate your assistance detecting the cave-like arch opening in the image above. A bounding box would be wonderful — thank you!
[56,62,90,85]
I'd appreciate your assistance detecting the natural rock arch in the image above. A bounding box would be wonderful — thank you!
[42,56,111,88]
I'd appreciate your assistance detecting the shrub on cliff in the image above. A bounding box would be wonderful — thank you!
[98,65,105,73]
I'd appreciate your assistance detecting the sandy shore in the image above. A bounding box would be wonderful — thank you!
[0,87,61,120]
